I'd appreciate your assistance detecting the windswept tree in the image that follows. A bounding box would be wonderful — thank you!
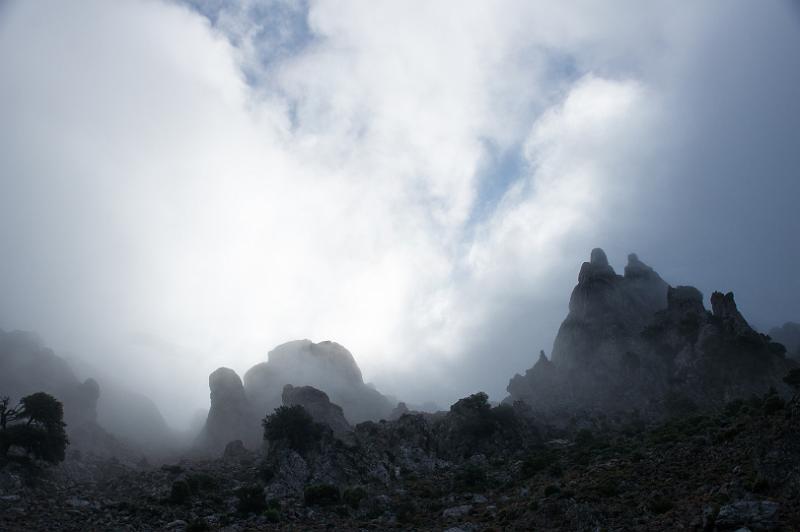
[0,392,69,463]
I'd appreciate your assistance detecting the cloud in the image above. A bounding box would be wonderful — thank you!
[0,0,798,425]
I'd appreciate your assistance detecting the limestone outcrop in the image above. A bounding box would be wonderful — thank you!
[505,249,796,417]
[281,384,352,440]
[196,367,260,454]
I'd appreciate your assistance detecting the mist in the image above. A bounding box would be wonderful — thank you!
[0,0,798,435]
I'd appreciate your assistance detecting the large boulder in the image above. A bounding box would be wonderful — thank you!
[281,384,352,440]
[243,340,394,424]
[196,367,260,454]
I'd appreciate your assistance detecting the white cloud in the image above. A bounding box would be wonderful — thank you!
[0,0,797,425]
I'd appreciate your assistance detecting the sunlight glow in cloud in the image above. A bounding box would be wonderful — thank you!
[1,0,798,426]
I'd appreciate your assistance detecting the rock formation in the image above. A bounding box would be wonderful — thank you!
[243,340,394,424]
[506,249,796,417]
[281,384,352,440]
[769,322,800,359]
[197,367,260,454]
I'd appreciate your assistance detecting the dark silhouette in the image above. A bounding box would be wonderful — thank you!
[262,404,325,454]
[0,392,69,463]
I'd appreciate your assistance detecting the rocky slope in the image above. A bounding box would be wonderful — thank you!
[2,387,798,531]
[506,249,796,418]
[0,329,174,460]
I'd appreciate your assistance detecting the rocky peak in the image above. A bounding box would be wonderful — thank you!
[197,367,260,454]
[624,253,656,279]
[666,286,706,316]
[577,247,617,285]
[507,248,794,417]
[711,291,751,335]
[243,339,394,424]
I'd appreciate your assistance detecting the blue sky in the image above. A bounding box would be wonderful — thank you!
[0,0,798,426]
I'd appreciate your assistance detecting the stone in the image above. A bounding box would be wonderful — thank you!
[442,504,472,518]
[281,384,352,440]
[715,500,779,529]
[197,368,260,454]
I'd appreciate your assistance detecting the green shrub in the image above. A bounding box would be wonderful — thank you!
[263,508,280,523]
[304,484,340,506]
[763,391,785,415]
[649,497,674,514]
[343,486,367,509]
[575,429,594,448]
[0,393,69,463]
[236,484,267,514]
[186,518,210,532]
[169,480,191,504]
[544,484,560,497]
[455,463,487,490]
[262,405,325,453]
[520,451,553,478]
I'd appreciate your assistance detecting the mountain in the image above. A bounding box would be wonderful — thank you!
[0,328,171,459]
[196,339,396,454]
[243,339,394,424]
[506,249,796,417]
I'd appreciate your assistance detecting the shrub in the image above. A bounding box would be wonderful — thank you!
[236,484,267,514]
[455,463,488,490]
[544,484,560,497]
[263,508,280,523]
[0,393,68,463]
[262,405,324,453]
[520,451,553,478]
[169,480,191,504]
[783,368,800,393]
[575,428,595,448]
[450,392,495,439]
[343,486,367,509]
[649,497,674,514]
[304,484,340,506]
[762,390,785,415]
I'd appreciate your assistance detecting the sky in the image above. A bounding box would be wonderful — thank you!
[0,0,798,428]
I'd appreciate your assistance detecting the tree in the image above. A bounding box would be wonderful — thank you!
[0,392,69,463]
[784,369,800,396]
[262,405,324,453]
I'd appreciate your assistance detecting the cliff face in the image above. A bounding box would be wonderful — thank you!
[0,329,161,459]
[506,249,796,417]
[196,367,261,454]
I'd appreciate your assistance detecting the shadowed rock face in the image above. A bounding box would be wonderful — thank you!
[506,249,796,418]
[281,384,352,440]
[197,367,260,454]
[0,329,168,458]
[243,340,394,424]
[769,322,800,359]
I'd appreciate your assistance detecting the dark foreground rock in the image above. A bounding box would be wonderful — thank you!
[2,390,799,531]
